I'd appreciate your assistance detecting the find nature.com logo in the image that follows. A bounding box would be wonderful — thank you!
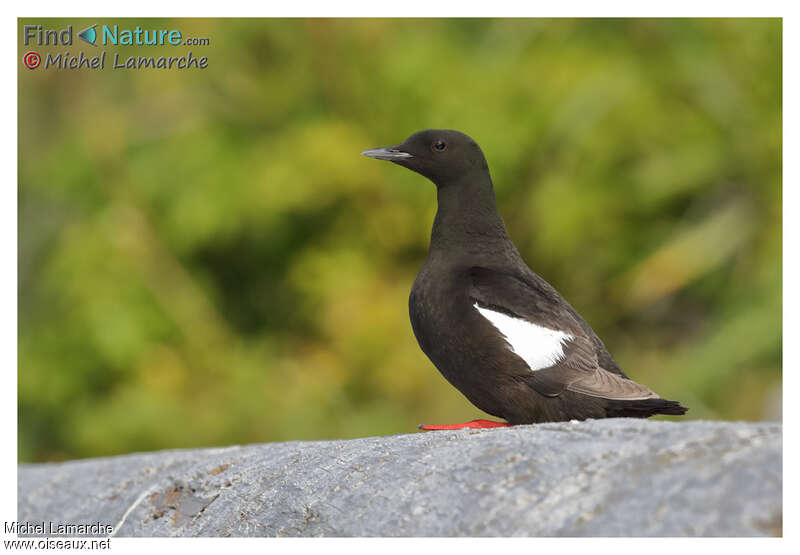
[22,23,210,71]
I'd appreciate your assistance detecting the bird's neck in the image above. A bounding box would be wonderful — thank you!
[429,174,514,256]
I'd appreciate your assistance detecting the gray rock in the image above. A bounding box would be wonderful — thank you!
[18,419,781,537]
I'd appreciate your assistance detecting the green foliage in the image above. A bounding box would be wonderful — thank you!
[19,18,781,462]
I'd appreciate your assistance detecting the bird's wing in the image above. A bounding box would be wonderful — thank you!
[467,266,657,400]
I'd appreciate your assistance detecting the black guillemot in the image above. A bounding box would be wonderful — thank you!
[362,129,688,430]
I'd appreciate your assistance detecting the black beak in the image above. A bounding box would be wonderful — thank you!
[360,145,412,161]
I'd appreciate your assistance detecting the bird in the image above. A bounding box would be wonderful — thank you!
[361,129,688,430]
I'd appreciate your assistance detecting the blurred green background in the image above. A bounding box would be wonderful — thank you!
[18,18,781,462]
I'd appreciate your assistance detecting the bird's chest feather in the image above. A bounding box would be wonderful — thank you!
[409,267,464,357]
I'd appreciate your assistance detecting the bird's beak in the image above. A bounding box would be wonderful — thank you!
[360,145,413,161]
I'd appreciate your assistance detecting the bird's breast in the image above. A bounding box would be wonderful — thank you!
[408,264,485,375]
[409,267,457,356]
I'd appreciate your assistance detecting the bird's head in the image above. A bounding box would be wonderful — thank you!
[361,129,488,186]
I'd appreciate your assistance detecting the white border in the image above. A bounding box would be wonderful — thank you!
[4,4,792,553]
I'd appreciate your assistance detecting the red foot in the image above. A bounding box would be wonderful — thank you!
[418,419,510,431]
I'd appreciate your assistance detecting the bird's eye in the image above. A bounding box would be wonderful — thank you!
[433,140,447,152]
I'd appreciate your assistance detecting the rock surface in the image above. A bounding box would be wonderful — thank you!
[18,419,781,537]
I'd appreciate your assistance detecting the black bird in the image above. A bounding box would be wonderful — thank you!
[362,129,688,430]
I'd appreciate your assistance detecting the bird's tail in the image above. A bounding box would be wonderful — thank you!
[605,397,688,419]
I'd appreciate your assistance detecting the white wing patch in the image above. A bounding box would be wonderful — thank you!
[473,303,574,372]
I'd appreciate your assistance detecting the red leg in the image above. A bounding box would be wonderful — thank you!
[418,419,510,431]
